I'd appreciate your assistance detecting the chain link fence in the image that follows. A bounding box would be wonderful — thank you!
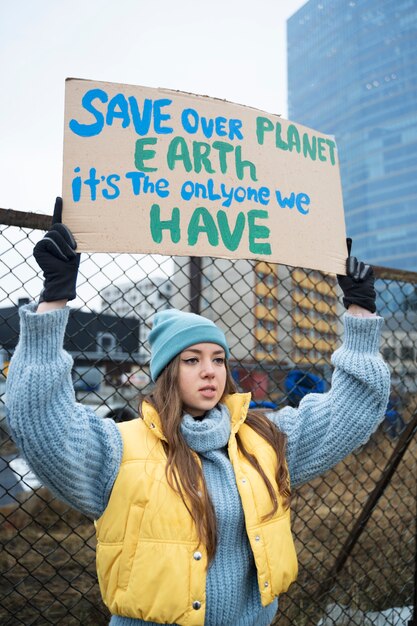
[1,209,416,625]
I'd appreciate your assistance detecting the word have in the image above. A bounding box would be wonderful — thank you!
[256,117,337,165]
[150,204,271,255]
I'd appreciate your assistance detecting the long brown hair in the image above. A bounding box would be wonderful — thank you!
[142,356,290,564]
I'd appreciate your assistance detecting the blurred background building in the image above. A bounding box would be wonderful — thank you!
[287,0,417,273]
[101,276,172,362]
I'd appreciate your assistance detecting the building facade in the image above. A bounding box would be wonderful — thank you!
[0,303,140,390]
[287,0,417,271]
[100,276,173,361]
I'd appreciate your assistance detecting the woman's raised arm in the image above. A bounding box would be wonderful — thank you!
[6,198,123,517]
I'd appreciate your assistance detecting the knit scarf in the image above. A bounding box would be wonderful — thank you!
[180,404,231,453]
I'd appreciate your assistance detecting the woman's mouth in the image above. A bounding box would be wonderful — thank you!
[199,386,217,399]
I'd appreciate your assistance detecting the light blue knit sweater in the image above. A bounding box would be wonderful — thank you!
[6,304,390,626]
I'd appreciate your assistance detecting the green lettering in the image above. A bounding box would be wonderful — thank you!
[193,142,215,174]
[275,123,289,151]
[134,138,158,172]
[150,203,180,243]
[188,207,219,247]
[167,136,192,172]
[326,139,336,165]
[287,124,301,153]
[256,116,274,145]
[212,141,234,174]
[235,146,257,182]
[302,134,317,161]
[317,137,327,162]
[217,210,245,251]
[248,209,271,255]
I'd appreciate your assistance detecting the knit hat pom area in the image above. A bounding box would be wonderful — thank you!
[149,309,230,381]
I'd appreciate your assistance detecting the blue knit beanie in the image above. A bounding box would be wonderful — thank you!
[149,309,230,381]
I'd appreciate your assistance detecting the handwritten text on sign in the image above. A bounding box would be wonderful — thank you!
[62,79,346,273]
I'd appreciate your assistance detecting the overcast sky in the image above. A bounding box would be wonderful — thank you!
[0,0,308,308]
[0,0,306,215]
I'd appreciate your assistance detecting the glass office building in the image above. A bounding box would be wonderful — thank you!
[287,0,417,271]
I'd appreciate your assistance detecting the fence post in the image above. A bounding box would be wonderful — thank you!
[410,474,417,626]
[189,256,201,314]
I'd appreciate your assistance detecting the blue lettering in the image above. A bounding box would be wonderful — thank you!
[153,99,173,134]
[102,174,121,200]
[155,179,170,198]
[201,117,214,138]
[258,187,270,206]
[128,97,153,135]
[106,94,130,128]
[234,186,246,202]
[181,109,244,140]
[84,168,101,201]
[206,178,221,201]
[181,108,199,134]
[69,88,108,137]
[195,182,208,199]
[181,181,194,201]
[126,171,146,195]
[275,191,295,208]
[220,184,234,208]
[126,172,170,198]
[72,167,81,201]
[215,117,227,137]
[229,119,243,140]
[295,193,310,215]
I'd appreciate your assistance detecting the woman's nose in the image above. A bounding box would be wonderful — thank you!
[201,361,215,377]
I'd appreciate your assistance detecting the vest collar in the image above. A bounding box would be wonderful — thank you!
[224,393,252,433]
[141,402,167,441]
[141,392,252,440]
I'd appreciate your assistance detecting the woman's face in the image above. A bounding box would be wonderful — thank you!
[178,343,227,417]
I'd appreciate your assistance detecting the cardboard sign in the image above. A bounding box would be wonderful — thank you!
[62,78,347,274]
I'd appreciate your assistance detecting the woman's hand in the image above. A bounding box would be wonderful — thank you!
[337,238,377,314]
[33,197,80,309]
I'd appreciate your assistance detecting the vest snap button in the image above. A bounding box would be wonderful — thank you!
[241,478,247,484]
[255,535,260,542]
[150,423,155,429]
[193,551,202,560]
[192,601,201,610]
[264,581,269,588]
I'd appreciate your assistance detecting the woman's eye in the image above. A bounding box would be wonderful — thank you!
[183,357,198,364]
[214,358,225,365]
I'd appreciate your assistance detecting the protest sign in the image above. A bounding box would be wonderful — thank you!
[62,78,347,274]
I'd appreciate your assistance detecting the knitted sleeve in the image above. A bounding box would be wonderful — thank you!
[6,304,123,518]
[268,314,390,487]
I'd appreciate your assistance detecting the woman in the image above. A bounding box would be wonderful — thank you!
[6,199,390,626]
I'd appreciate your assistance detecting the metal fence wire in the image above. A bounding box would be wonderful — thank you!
[0,209,416,626]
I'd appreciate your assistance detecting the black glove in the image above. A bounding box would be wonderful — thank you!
[337,238,376,313]
[34,197,80,302]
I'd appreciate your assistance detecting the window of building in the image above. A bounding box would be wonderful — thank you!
[97,332,117,353]
[400,345,414,360]
[382,346,396,362]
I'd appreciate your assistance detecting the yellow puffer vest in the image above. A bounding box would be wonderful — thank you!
[95,393,298,625]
